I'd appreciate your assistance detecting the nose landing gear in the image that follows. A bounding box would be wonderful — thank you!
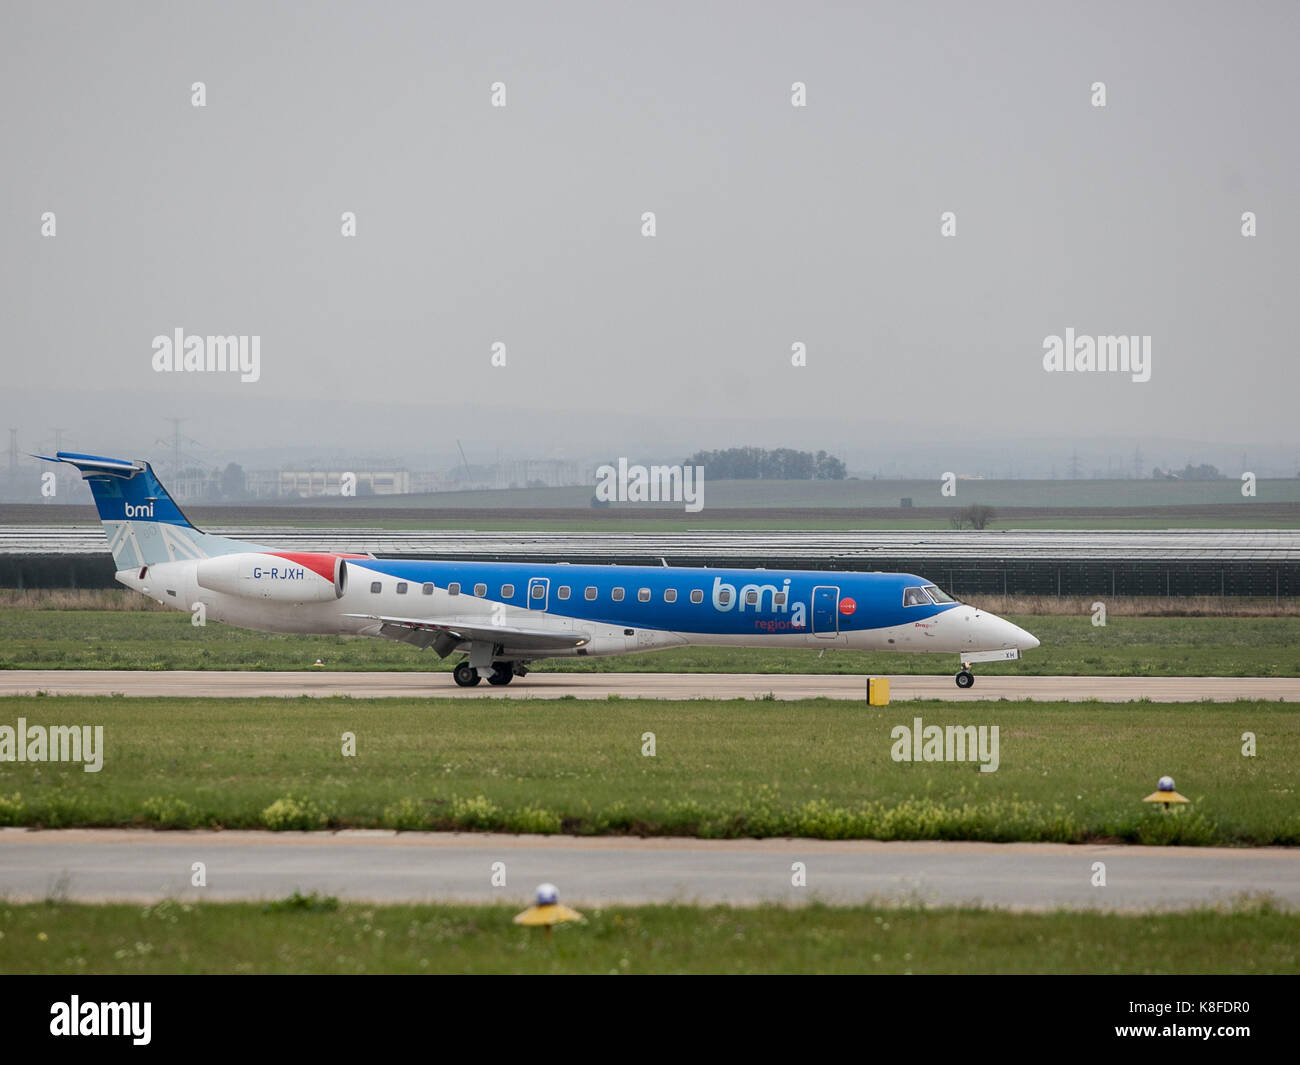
[953,646,1023,688]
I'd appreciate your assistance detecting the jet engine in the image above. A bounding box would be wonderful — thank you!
[195,552,346,603]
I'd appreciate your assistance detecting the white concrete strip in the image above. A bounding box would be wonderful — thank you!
[0,670,1297,701]
[1,830,1294,910]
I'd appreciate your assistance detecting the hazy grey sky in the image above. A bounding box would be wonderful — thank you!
[2,0,1297,473]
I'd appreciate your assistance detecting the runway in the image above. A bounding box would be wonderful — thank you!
[1,670,1298,701]
[1,829,1294,910]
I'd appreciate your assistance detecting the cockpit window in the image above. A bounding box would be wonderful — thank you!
[923,585,955,603]
[902,586,929,607]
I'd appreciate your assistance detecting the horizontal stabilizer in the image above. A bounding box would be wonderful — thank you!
[33,452,144,476]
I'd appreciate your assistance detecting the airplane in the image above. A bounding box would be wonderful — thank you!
[39,451,1040,688]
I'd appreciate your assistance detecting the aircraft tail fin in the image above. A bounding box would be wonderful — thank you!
[37,452,260,570]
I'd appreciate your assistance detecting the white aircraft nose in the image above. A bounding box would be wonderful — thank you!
[1015,624,1040,650]
[984,611,1039,651]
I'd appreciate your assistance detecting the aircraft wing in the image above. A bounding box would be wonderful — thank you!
[342,614,590,658]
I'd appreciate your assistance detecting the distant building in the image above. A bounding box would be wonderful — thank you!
[245,470,411,498]
[446,459,589,491]
[409,470,455,494]
[490,459,585,490]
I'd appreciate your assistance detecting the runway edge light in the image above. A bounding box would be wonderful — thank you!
[514,883,584,935]
[1142,775,1190,808]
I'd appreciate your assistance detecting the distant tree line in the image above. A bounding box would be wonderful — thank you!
[949,504,996,530]
[683,447,847,480]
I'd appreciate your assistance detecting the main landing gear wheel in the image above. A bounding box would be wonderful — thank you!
[487,662,514,686]
[955,670,975,689]
[453,662,481,687]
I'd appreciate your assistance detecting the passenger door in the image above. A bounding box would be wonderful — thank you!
[812,585,840,637]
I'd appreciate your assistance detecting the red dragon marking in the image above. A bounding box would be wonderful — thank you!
[265,551,367,583]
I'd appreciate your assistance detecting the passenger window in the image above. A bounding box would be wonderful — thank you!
[664,589,677,603]
[501,584,515,598]
[532,584,545,599]
[690,589,703,604]
[718,588,731,606]
[638,588,651,602]
[474,583,486,597]
[557,586,571,600]
[611,587,625,602]
[584,586,597,601]
[903,586,929,607]
[448,583,460,595]
[774,592,786,606]
[370,582,382,594]
[745,590,759,605]
[396,582,408,594]
[422,583,434,595]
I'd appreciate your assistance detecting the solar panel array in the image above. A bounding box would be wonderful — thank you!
[2,526,1297,561]
[2,526,1297,596]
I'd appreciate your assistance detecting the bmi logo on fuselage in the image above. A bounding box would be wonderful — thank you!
[711,576,806,624]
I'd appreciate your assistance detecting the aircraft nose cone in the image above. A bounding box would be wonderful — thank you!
[1014,624,1040,650]
[985,612,1039,651]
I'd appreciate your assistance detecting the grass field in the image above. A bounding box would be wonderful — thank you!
[289,477,1300,510]
[236,514,1300,530]
[0,696,1294,844]
[8,473,1300,531]
[2,607,1298,676]
[7,512,1300,532]
[2,898,1295,974]
[13,515,1300,531]
[15,477,1300,513]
